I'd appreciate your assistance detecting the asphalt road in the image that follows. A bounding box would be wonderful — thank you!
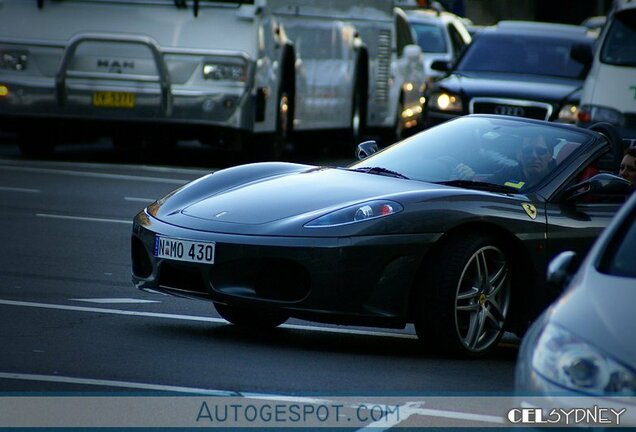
[0,138,519,427]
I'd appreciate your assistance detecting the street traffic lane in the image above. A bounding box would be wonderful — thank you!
[0,300,517,394]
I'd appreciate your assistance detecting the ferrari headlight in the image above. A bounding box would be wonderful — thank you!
[304,200,403,228]
[202,62,246,82]
[532,323,636,395]
[577,105,624,126]
[428,91,463,112]
[557,104,579,123]
[0,50,28,71]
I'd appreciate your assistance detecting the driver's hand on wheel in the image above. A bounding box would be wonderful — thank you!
[454,163,475,180]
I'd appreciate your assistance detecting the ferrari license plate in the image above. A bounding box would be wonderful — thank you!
[92,91,135,108]
[154,236,215,264]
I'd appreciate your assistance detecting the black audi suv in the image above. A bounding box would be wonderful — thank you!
[423,21,595,127]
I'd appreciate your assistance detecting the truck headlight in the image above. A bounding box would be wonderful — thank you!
[578,105,624,126]
[532,323,636,395]
[428,91,463,112]
[0,50,28,71]
[202,63,246,82]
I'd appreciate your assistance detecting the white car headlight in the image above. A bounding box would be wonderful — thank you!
[428,91,463,112]
[304,200,403,228]
[202,63,246,82]
[532,323,636,395]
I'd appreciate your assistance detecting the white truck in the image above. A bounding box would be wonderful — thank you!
[0,0,425,158]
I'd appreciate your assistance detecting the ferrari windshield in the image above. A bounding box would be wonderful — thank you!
[349,116,592,191]
[457,32,590,79]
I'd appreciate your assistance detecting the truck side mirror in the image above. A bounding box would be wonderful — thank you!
[430,60,450,72]
[570,42,593,66]
[403,44,422,62]
[356,140,379,160]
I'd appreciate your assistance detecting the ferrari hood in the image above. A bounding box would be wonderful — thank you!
[180,167,430,225]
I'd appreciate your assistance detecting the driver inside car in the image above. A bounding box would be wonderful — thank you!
[455,133,556,190]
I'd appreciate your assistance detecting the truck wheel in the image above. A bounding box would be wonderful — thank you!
[351,83,365,146]
[255,87,292,161]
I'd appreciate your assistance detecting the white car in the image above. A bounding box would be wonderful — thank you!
[405,8,472,82]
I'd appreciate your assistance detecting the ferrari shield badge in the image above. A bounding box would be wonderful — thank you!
[522,203,537,220]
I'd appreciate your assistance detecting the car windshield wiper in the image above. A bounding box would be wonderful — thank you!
[350,166,410,180]
[435,179,519,194]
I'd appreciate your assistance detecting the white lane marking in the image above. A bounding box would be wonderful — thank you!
[0,186,41,193]
[36,213,132,225]
[356,401,505,430]
[70,298,160,304]
[0,372,237,396]
[0,165,189,185]
[0,299,417,340]
[0,372,506,425]
[124,197,155,203]
[0,159,210,176]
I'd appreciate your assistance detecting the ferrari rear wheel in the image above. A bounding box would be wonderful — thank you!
[214,303,289,328]
[414,234,512,357]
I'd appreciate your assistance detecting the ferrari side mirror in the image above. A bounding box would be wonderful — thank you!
[563,173,631,201]
[356,140,379,160]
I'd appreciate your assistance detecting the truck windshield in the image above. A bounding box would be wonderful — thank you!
[600,9,636,67]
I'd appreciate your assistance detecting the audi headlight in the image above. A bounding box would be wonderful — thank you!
[202,62,246,82]
[532,323,636,395]
[0,50,28,71]
[578,105,624,126]
[557,104,579,123]
[428,91,463,112]
[304,200,403,228]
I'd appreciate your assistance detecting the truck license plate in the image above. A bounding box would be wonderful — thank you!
[93,91,135,108]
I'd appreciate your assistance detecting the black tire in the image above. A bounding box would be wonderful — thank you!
[17,130,56,158]
[253,86,292,161]
[413,233,512,357]
[394,95,406,143]
[350,81,366,146]
[214,303,289,328]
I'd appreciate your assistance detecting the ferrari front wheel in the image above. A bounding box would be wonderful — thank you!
[214,303,289,328]
[414,234,512,357]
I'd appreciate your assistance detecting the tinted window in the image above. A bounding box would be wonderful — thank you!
[457,33,590,79]
[411,22,447,53]
[600,9,636,66]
